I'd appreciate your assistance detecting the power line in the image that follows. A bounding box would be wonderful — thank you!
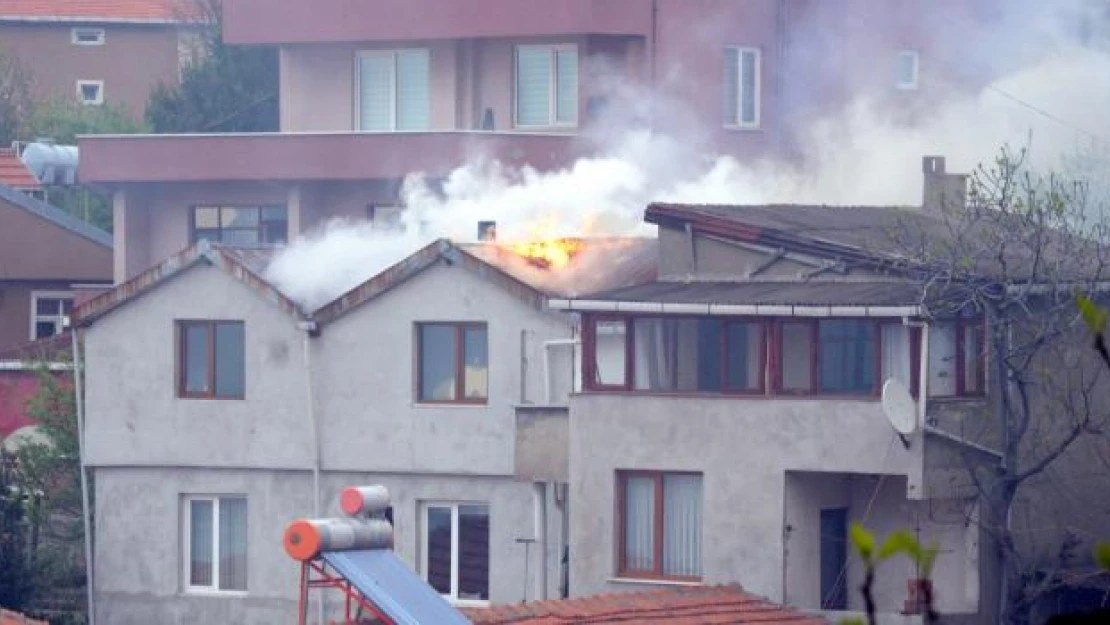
[985,84,1109,144]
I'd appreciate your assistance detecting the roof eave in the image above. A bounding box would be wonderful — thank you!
[547,298,922,317]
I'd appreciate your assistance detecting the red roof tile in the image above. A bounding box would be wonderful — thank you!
[0,607,48,625]
[464,585,829,625]
[0,0,195,23]
[0,149,39,190]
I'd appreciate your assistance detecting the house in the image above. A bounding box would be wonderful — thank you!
[73,235,653,624]
[76,0,1000,285]
[0,183,111,351]
[0,0,202,116]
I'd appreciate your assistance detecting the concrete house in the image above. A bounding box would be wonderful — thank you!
[554,160,998,624]
[74,236,654,624]
[0,0,202,116]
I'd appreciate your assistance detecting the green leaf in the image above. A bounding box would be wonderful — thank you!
[918,544,940,577]
[850,522,875,561]
[1096,543,1110,571]
[840,618,867,625]
[1077,293,1107,334]
[879,530,919,560]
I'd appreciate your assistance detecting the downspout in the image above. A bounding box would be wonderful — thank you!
[299,321,323,624]
[533,482,548,600]
[71,329,95,625]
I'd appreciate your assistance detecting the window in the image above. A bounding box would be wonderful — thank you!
[185,496,248,592]
[357,49,431,131]
[177,321,246,399]
[417,323,488,403]
[30,292,73,340]
[724,47,761,128]
[76,80,104,105]
[514,44,578,128]
[192,206,287,246]
[617,471,702,580]
[927,318,984,397]
[590,318,628,388]
[422,503,489,603]
[776,320,880,395]
[896,50,919,90]
[630,318,764,393]
[71,28,105,45]
[368,205,404,231]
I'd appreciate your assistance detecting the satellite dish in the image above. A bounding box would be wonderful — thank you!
[881,379,917,447]
[2,425,51,453]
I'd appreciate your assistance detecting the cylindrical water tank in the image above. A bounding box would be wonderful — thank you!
[339,485,390,517]
[283,518,393,561]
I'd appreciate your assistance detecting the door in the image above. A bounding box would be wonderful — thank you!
[820,508,849,610]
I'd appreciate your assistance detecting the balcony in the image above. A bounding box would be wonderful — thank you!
[78,131,581,185]
[224,0,653,45]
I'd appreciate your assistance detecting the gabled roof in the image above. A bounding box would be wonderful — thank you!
[0,0,197,24]
[464,584,827,624]
[0,149,40,190]
[74,241,307,326]
[0,182,111,248]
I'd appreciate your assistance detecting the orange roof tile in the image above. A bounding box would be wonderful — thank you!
[0,0,197,23]
[464,585,829,625]
[0,149,40,190]
[0,608,48,625]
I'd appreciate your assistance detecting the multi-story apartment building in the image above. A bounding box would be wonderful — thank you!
[0,0,202,117]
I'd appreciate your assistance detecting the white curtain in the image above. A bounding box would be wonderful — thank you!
[189,500,213,587]
[594,322,627,386]
[624,477,655,572]
[928,322,957,396]
[663,475,702,577]
[881,324,912,389]
[218,497,248,591]
[634,319,676,390]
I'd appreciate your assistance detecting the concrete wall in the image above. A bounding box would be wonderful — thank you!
[0,22,181,117]
[83,264,313,469]
[567,392,924,601]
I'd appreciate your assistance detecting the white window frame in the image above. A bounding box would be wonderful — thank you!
[29,291,73,341]
[354,48,430,132]
[76,80,104,106]
[725,46,761,130]
[71,27,105,46]
[513,44,579,129]
[182,495,248,596]
[896,50,920,90]
[420,502,490,607]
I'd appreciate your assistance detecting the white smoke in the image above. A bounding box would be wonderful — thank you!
[266,8,1110,312]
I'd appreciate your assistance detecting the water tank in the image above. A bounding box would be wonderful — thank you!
[21,142,79,186]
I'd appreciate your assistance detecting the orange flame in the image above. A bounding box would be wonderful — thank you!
[507,238,585,269]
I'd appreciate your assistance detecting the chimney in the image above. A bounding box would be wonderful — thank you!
[477,220,497,242]
[922,156,967,215]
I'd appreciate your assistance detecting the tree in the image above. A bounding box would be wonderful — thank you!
[0,47,34,146]
[0,455,33,611]
[145,0,278,133]
[885,148,1110,624]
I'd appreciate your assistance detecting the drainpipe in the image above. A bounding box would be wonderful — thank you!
[299,321,323,624]
[534,482,548,600]
[71,329,95,625]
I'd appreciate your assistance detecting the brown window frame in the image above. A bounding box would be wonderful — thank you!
[929,317,986,398]
[583,315,632,391]
[190,205,288,247]
[176,320,246,400]
[415,322,489,404]
[615,470,703,581]
[773,318,883,398]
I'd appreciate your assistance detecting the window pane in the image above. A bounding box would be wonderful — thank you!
[35,321,57,339]
[183,324,211,394]
[426,506,452,595]
[36,297,61,315]
[695,319,722,391]
[190,500,214,587]
[727,322,762,391]
[781,322,813,391]
[214,323,245,398]
[194,207,219,229]
[516,47,552,126]
[261,206,286,222]
[420,325,457,400]
[740,50,758,125]
[594,320,627,386]
[963,323,983,394]
[396,49,431,131]
[457,505,490,601]
[61,299,74,315]
[194,229,220,244]
[218,498,248,591]
[881,324,913,389]
[663,474,702,577]
[220,229,261,247]
[724,48,739,125]
[897,51,918,87]
[359,54,394,131]
[819,320,875,394]
[928,322,957,396]
[634,318,673,391]
[623,476,655,572]
[462,326,488,400]
[220,207,259,228]
[554,48,578,124]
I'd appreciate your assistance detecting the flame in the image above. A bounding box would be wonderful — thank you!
[507,238,585,269]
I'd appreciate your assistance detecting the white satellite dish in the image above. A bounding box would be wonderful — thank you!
[881,379,917,443]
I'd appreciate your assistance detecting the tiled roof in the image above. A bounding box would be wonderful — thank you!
[0,149,40,190]
[0,182,112,248]
[0,0,197,23]
[465,585,828,625]
[582,279,924,308]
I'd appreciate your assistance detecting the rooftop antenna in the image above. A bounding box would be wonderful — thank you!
[881,378,916,449]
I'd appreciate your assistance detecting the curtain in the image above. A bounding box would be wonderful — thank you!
[663,474,702,577]
[396,49,430,131]
[633,319,676,391]
[358,53,393,131]
[594,321,627,386]
[624,477,655,572]
[189,500,213,587]
[928,322,957,396]
[515,47,551,126]
[218,498,248,591]
[881,324,912,389]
